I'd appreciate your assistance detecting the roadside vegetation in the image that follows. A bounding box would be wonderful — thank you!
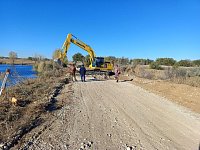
[0,59,70,147]
[99,57,199,88]
[122,64,200,87]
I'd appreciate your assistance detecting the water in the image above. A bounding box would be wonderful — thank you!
[0,64,36,86]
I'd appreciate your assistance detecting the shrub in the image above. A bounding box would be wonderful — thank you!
[53,61,62,70]
[33,61,64,78]
[193,60,200,67]
[37,62,46,73]
[27,57,33,60]
[149,62,163,70]
[155,58,176,66]
[175,60,194,67]
[124,64,137,75]
[72,53,84,62]
[172,68,187,78]
[130,59,153,65]
[185,67,200,77]
[33,63,38,71]
[45,63,53,71]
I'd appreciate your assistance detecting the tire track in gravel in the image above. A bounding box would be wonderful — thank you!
[99,82,178,149]
[28,79,200,150]
[67,80,200,150]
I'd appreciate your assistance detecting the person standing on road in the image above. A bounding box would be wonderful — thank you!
[80,64,86,82]
[114,64,120,82]
[70,64,77,82]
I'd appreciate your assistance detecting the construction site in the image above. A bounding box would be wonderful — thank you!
[0,33,200,150]
[1,0,200,149]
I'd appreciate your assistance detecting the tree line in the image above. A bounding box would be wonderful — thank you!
[66,52,200,68]
[0,51,50,65]
[2,50,200,69]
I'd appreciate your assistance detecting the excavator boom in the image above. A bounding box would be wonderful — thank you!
[62,34,95,63]
[59,33,113,71]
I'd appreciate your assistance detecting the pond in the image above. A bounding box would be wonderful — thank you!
[0,64,36,86]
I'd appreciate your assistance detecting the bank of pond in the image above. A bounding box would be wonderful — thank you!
[0,64,36,86]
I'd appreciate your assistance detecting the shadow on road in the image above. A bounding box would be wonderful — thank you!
[120,79,133,82]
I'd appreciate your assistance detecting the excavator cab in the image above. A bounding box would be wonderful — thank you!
[92,57,104,68]
[91,57,113,71]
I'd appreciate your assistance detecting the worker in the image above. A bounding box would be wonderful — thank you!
[114,64,120,82]
[79,64,86,82]
[70,64,77,81]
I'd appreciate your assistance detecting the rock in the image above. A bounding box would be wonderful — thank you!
[3,145,7,150]
[81,142,85,146]
[79,140,93,149]
[125,144,133,150]
[126,146,133,150]
[0,143,4,149]
[87,142,92,148]
[80,145,85,149]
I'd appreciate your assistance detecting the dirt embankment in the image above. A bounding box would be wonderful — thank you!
[0,74,70,149]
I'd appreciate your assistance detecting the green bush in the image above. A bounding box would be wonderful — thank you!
[175,60,194,67]
[130,59,153,65]
[72,53,84,62]
[149,62,163,70]
[193,59,200,67]
[27,57,33,60]
[155,58,176,66]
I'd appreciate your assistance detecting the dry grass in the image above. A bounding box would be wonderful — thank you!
[0,66,69,144]
[123,65,200,87]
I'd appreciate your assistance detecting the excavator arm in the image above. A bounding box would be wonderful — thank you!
[59,33,113,72]
[61,33,96,63]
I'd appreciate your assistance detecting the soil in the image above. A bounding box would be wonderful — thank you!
[122,76,200,114]
[13,76,200,150]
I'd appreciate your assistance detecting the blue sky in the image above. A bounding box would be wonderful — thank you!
[0,0,200,60]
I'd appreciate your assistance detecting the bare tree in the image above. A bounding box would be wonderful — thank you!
[33,54,44,63]
[9,51,18,64]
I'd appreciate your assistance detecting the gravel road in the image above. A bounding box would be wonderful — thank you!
[28,79,200,150]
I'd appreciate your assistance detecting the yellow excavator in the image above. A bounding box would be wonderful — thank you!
[59,33,113,72]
